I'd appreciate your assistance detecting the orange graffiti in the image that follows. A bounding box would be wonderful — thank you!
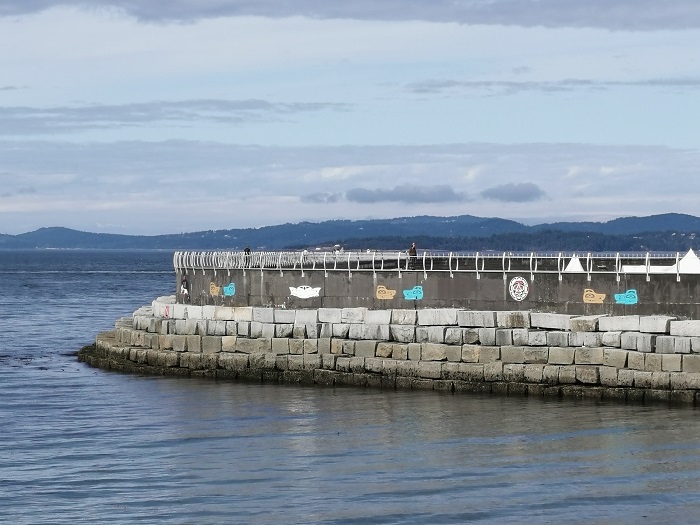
[583,288,606,304]
[210,282,222,296]
[376,285,397,300]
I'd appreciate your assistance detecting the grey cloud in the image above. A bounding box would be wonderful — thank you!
[481,183,546,202]
[302,192,342,203]
[406,77,700,96]
[1,0,700,30]
[0,99,351,135]
[346,185,468,204]
[0,186,37,198]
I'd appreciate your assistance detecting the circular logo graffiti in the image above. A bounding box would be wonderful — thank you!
[508,276,529,302]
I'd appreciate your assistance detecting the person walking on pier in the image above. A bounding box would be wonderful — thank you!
[408,242,417,270]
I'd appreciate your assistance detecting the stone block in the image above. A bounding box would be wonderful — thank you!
[376,343,393,358]
[365,310,392,325]
[683,354,700,373]
[354,340,377,358]
[444,327,463,345]
[603,348,628,368]
[172,335,187,352]
[461,345,479,363]
[201,305,216,320]
[251,308,273,323]
[548,347,574,365]
[524,364,545,383]
[391,309,417,325]
[655,336,675,354]
[463,329,479,344]
[318,308,342,324]
[289,339,304,355]
[365,357,384,374]
[319,323,333,339]
[670,320,700,337]
[335,357,351,372]
[274,309,296,324]
[396,360,416,377]
[501,346,525,364]
[601,331,621,348]
[503,364,526,382]
[295,309,318,324]
[546,332,570,347]
[349,357,365,373]
[478,346,500,363]
[233,307,253,322]
[202,336,222,354]
[159,335,174,350]
[260,323,275,339]
[249,321,263,338]
[361,323,389,341]
[627,351,645,370]
[524,347,548,364]
[445,346,462,362]
[617,368,634,386]
[186,335,201,353]
[415,327,429,343]
[457,310,497,327]
[527,331,547,346]
[620,332,640,351]
[571,332,603,347]
[676,337,692,354]
[636,333,657,353]
[575,348,604,365]
[670,372,700,390]
[422,343,448,361]
[287,355,305,371]
[639,315,675,334]
[497,311,530,328]
[237,321,250,337]
[575,366,599,384]
[303,339,318,354]
[321,353,337,370]
[483,361,503,381]
[292,324,307,339]
[303,354,322,370]
[408,343,422,361]
[332,323,350,338]
[214,306,235,321]
[599,366,619,386]
[390,325,415,343]
[569,315,606,332]
[559,366,577,384]
[662,354,682,372]
[417,361,443,379]
[495,329,513,346]
[393,345,409,361]
[530,312,572,330]
[651,372,671,390]
[236,338,271,354]
[270,338,289,355]
[225,321,237,336]
[543,365,560,384]
[318,338,331,354]
[185,306,203,320]
[599,315,640,332]
[478,328,496,346]
[644,353,663,372]
[275,324,294,338]
[417,309,458,326]
[341,308,366,323]
[330,338,344,354]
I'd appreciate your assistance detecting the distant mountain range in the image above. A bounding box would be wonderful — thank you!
[2,213,700,252]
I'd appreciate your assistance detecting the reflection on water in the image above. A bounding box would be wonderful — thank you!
[2,250,700,524]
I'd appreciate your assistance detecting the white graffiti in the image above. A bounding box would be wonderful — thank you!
[289,285,321,299]
[508,276,529,302]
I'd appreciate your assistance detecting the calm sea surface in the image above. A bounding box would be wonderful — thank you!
[2,250,700,524]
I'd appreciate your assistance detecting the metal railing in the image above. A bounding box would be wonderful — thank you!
[173,250,697,282]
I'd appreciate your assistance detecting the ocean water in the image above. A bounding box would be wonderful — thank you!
[2,250,700,524]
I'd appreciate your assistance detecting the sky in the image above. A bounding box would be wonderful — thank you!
[1,1,699,235]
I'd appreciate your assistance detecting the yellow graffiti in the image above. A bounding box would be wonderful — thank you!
[210,282,222,296]
[583,288,606,304]
[376,285,397,300]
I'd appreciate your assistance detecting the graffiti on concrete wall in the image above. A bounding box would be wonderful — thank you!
[583,288,606,304]
[289,285,321,298]
[403,286,424,300]
[223,283,236,296]
[211,282,236,297]
[376,285,397,300]
[508,276,529,301]
[615,289,638,305]
[210,282,221,296]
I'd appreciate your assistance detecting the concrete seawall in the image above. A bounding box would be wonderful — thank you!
[78,296,700,405]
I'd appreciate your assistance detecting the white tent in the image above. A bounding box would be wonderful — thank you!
[563,256,585,273]
[621,249,700,274]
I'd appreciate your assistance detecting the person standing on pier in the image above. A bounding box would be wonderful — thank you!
[408,242,417,270]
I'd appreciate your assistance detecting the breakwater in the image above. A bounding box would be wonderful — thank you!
[79,295,700,405]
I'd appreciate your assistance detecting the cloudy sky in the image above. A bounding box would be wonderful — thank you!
[1,1,699,235]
